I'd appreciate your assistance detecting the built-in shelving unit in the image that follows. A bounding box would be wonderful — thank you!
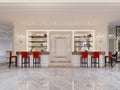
[74,31,94,52]
[27,31,47,52]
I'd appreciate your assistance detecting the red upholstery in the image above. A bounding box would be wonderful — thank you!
[80,51,88,67]
[10,56,17,58]
[33,52,41,67]
[91,51,100,67]
[9,51,17,58]
[81,51,88,58]
[105,52,112,58]
[33,52,40,58]
[10,51,12,57]
[9,51,17,67]
[21,52,29,58]
[91,52,100,58]
[105,52,112,67]
[21,52,30,67]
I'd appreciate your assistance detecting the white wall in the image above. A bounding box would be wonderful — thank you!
[0,24,13,63]
[0,40,12,63]
[0,40,12,56]
[13,23,109,54]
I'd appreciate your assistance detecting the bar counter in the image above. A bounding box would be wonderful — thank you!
[72,51,105,67]
[16,51,105,67]
[72,51,105,55]
[16,51,49,55]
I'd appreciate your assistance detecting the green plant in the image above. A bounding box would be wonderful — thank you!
[118,40,120,51]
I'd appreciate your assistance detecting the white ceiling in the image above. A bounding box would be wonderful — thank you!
[0,3,120,26]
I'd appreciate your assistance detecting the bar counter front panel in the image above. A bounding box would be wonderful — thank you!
[16,51,105,67]
[72,51,105,67]
[16,52,49,67]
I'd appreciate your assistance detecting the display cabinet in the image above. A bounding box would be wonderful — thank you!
[74,31,93,52]
[27,31,47,52]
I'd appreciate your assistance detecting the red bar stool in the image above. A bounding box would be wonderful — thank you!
[91,52,100,67]
[8,51,17,67]
[80,51,88,67]
[21,52,30,67]
[33,52,41,67]
[105,52,112,67]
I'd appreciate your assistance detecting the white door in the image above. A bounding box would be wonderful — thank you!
[50,32,72,62]
[55,37,67,58]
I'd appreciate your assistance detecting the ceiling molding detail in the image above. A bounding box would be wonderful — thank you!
[0,0,120,3]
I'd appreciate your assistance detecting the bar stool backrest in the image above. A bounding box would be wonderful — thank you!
[81,51,88,58]
[109,52,112,58]
[93,52,100,58]
[33,52,40,58]
[9,51,12,57]
[22,52,28,58]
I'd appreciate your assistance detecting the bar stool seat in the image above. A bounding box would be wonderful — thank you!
[80,51,88,67]
[33,52,41,67]
[8,51,17,68]
[91,52,100,67]
[10,56,17,58]
[21,52,30,67]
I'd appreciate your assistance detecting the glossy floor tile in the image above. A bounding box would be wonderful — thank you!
[0,64,120,90]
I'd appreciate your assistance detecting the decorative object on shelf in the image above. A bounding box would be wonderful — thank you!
[27,31,47,52]
[87,34,92,37]
[41,49,44,52]
[30,48,32,52]
[40,34,44,37]
[74,33,93,51]
[44,34,47,37]
[40,44,43,46]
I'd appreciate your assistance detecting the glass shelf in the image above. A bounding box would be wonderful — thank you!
[74,32,93,51]
[28,31,47,52]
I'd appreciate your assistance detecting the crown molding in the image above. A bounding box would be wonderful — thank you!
[0,0,120,3]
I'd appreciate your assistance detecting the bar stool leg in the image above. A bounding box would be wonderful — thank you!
[87,58,88,68]
[94,58,96,67]
[16,57,17,67]
[91,57,92,67]
[105,57,106,67]
[9,58,11,67]
[111,58,113,67]
[33,58,34,67]
[25,59,26,67]
[80,58,81,67]
[40,58,41,67]
[35,58,36,67]
[98,58,100,67]
[21,58,23,67]
[28,58,30,67]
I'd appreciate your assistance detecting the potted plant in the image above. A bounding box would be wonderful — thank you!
[117,40,120,61]
[118,40,120,52]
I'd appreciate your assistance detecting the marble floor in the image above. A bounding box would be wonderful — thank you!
[0,64,120,90]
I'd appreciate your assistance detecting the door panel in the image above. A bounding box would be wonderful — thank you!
[55,37,67,58]
[50,32,72,62]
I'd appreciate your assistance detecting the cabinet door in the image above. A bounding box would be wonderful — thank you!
[55,37,67,58]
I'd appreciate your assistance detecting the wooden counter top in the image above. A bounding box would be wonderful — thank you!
[16,51,49,55]
[72,51,105,55]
